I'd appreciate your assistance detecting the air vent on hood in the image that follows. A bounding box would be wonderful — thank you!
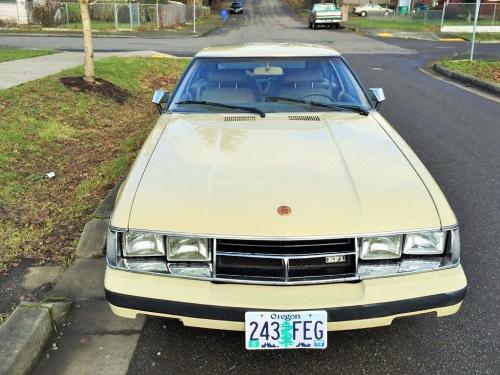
[288,115,321,121]
[224,116,256,122]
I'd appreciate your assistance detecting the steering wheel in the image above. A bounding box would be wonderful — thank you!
[300,93,333,102]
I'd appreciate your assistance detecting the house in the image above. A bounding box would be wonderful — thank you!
[0,0,28,25]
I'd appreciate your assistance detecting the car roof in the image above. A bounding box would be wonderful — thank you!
[195,43,341,58]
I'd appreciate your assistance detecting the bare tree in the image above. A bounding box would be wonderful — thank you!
[80,0,95,83]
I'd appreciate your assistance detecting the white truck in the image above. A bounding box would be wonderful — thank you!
[308,3,342,29]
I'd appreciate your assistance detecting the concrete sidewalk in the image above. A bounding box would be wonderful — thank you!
[0,50,170,89]
[30,183,144,375]
[30,259,145,375]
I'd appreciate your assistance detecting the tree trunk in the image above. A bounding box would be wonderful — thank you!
[80,0,95,83]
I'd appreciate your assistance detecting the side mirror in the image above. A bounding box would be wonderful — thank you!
[152,89,169,113]
[369,88,385,109]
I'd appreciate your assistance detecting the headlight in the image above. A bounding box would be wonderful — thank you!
[167,236,210,261]
[403,231,446,255]
[360,235,402,260]
[123,232,165,257]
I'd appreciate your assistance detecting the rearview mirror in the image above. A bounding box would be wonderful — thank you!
[152,89,169,113]
[252,66,284,76]
[369,88,385,109]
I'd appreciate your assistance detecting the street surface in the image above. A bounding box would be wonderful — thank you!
[14,0,499,373]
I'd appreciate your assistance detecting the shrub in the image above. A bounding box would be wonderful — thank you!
[32,1,59,27]
[66,3,82,23]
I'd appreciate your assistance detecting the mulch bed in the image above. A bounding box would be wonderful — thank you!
[60,77,130,104]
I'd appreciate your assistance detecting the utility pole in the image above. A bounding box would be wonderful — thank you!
[470,0,481,61]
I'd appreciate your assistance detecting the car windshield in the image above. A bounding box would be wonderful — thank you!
[232,2,241,7]
[168,57,371,114]
[314,4,337,10]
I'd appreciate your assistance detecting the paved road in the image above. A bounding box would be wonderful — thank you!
[0,0,415,55]
[24,0,499,373]
[126,4,499,375]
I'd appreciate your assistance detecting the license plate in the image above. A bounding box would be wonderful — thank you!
[245,310,327,350]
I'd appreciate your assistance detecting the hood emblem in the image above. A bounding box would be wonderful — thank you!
[277,206,292,216]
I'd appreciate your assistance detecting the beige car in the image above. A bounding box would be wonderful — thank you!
[353,3,394,17]
[105,43,466,350]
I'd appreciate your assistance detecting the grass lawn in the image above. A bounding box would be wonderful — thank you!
[439,59,500,84]
[0,48,57,63]
[0,56,189,272]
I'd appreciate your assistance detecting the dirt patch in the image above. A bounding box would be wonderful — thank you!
[143,73,179,91]
[0,258,55,314]
[60,77,130,104]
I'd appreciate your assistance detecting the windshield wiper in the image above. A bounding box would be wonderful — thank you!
[175,100,265,118]
[266,96,369,116]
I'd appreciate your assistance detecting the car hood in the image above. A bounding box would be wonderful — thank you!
[125,112,441,237]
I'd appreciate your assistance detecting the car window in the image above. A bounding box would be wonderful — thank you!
[313,4,337,11]
[168,57,371,114]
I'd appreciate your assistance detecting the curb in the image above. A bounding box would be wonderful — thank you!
[0,18,226,39]
[76,179,122,258]
[433,63,500,97]
[0,301,72,375]
[0,32,134,38]
[0,30,210,39]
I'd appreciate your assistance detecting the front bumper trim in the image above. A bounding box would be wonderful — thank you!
[105,287,466,322]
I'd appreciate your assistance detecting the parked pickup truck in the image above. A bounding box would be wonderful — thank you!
[308,3,342,29]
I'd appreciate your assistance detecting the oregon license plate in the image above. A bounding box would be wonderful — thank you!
[245,311,327,350]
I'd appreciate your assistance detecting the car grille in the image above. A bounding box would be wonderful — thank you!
[214,238,357,284]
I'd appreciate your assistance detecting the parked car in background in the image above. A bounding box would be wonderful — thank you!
[352,3,393,16]
[105,43,466,350]
[229,2,243,14]
[309,3,342,29]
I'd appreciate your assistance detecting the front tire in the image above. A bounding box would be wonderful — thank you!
[309,22,312,28]
[384,10,390,16]
[335,23,340,29]
[313,22,317,29]
[361,11,367,17]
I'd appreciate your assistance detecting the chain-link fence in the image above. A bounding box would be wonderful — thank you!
[5,1,211,31]
[442,2,498,29]
[358,2,499,31]
[365,10,443,25]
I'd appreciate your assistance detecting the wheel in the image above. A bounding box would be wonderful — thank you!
[328,24,333,28]
[335,23,341,29]
[384,10,390,16]
[313,22,317,29]
[361,11,367,17]
[309,22,312,28]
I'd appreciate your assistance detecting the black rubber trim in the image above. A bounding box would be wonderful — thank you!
[105,287,466,322]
